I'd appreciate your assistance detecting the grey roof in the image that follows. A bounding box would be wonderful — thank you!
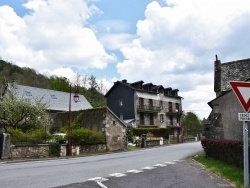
[8,84,92,112]
[220,59,250,92]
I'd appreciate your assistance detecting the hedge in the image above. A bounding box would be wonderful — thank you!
[133,128,170,139]
[201,138,244,168]
[8,128,52,145]
[71,128,106,145]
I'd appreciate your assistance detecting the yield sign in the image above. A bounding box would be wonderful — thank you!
[230,81,250,112]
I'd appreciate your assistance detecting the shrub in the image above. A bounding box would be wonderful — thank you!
[201,138,244,168]
[8,128,52,144]
[71,128,106,145]
[133,128,170,139]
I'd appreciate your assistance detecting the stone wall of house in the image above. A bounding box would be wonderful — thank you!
[10,144,49,159]
[105,111,127,151]
[209,91,248,141]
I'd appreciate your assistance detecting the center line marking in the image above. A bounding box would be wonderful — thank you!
[109,173,126,177]
[127,169,143,173]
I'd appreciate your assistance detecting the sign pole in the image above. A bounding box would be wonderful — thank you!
[243,120,249,188]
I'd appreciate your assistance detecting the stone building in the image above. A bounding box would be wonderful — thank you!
[54,107,127,151]
[105,80,183,137]
[205,56,250,140]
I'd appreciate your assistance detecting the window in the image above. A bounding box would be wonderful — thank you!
[25,91,32,96]
[175,103,179,112]
[50,95,57,99]
[168,102,172,112]
[119,99,123,106]
[140,113,144,125]
[150,113,154,125]
[160,101,163,109]
[170,116,173,125]
[160,114,164,123]
[113,121,116,125]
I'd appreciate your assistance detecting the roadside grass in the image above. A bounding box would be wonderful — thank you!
[192,153,244,188]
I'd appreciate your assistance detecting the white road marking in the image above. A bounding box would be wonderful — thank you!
[127,169,143,173]
[88,177,108,182]
[173,160,184,162]
[165,162,176,164]
[97,181,107,188]
[153,164,166,167]
[141,166,156,170]
[109,173,126,177]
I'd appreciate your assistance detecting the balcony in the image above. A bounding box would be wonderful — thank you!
[137,105,161,113]
[166,109,183,115]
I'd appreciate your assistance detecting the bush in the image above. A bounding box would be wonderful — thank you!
[8,128,52,144]
[201,138,244,168]
[71,128,106,145]
[133,128,170,139]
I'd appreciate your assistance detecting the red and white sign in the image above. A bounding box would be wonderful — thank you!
[230,81,250,113]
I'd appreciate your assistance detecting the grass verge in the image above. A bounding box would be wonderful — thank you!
[192,153,244,188]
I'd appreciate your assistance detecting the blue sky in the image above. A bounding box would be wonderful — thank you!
[1,0,250,119]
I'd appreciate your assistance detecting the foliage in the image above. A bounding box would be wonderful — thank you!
[183,112,203,132]
[146,132,154,137]
[126,127,134,142]
[0,60,49,89]
[193,154,243,188]
[49,143,60,157]
[71,128,106,145]
[48,76,70,92]
[133,128,170,139]
[8,128,52,144]
[0,93,50,132]
[201,139,243,168]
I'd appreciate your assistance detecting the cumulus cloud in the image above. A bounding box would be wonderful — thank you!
[117,0,250,118]
[0,0,114,72]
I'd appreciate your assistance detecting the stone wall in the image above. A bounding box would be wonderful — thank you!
[10,144,49,159]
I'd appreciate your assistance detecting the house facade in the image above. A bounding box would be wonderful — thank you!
[105,80,183,136]
[205,56,250,140]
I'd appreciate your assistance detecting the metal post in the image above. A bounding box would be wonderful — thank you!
[67,85,72,156]
[243,121,249,188]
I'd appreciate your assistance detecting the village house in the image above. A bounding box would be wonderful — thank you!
[205,56,250,140]
[105,79,183,139]
[54,107,127,152]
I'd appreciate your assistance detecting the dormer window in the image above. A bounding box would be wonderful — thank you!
[25,91,32,96]
[50,95,57,99]
[119,99,123,106]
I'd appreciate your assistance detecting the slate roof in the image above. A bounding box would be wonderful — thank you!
[220,58,250,92]
[7,83,92,112]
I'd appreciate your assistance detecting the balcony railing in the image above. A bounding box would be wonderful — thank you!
[166,109,182,115]
[137,105,161,112]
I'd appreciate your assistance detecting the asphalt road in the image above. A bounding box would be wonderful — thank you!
[0,142,234,188]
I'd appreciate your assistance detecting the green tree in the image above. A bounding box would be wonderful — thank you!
[182,112,201,133]
[0,93,50,132]
[48,76,70,92]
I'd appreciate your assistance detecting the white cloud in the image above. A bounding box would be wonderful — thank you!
[0,0,114,72]
[117,0,250,119]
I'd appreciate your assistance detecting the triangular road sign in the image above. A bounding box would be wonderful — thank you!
[230,81,250,113]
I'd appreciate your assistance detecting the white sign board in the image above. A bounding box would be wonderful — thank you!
[238,113,250,121]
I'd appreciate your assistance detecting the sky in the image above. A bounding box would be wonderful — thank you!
[1,0,250,119]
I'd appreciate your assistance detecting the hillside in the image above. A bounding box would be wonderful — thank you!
[0,60,106,107]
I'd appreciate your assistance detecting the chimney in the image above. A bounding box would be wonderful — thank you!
[214,54,221,96]
[122,79,127,84]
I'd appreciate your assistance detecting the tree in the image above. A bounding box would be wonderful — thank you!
[48,76,70,92]
[0,93,50,132]
[182,112,201,134]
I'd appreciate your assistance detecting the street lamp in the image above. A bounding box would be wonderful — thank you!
[67,84,79,156]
